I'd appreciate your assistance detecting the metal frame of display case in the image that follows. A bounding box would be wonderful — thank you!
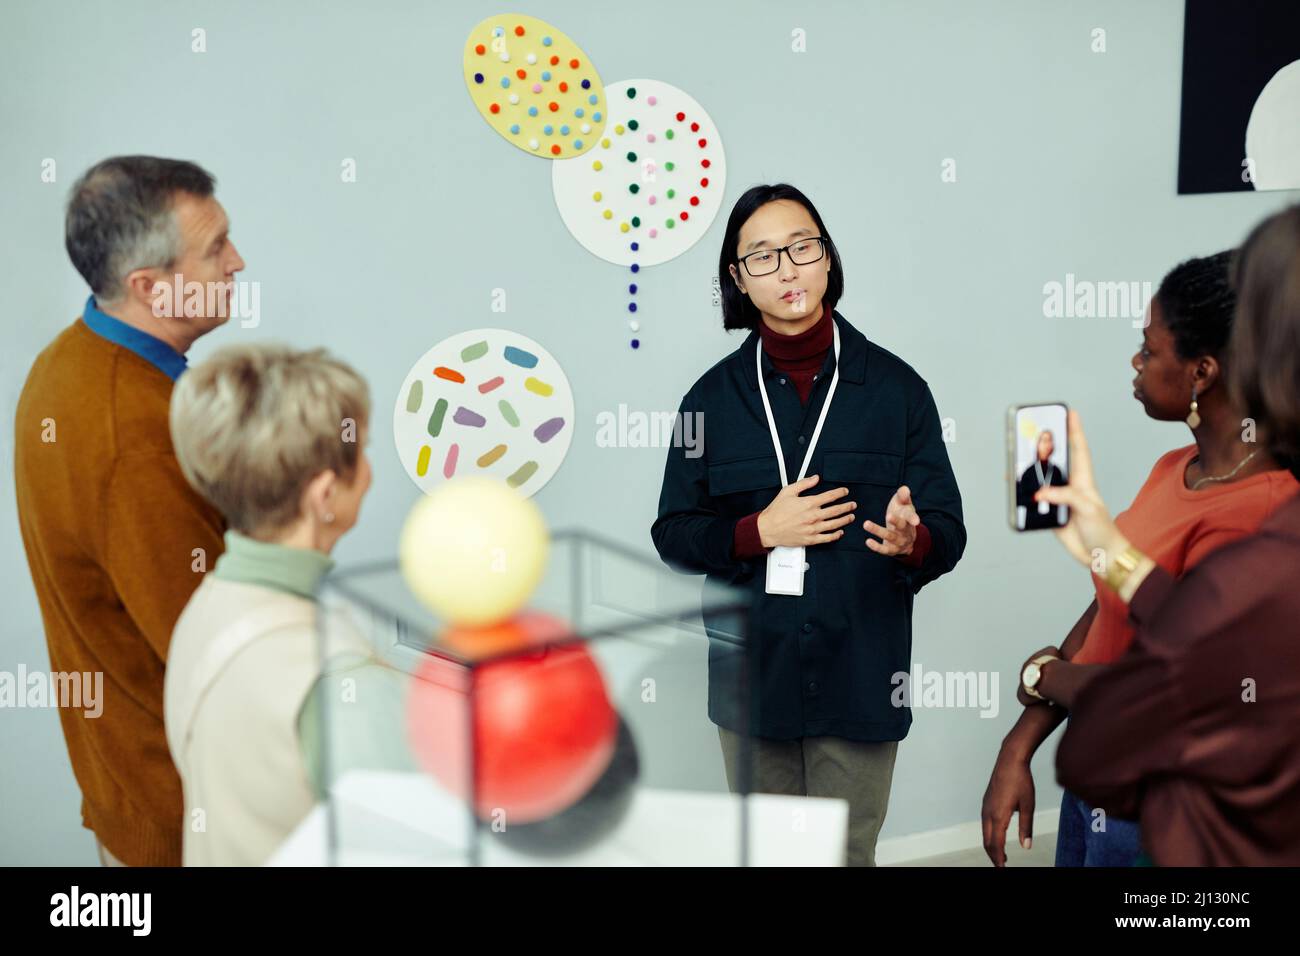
[313,528,755,866]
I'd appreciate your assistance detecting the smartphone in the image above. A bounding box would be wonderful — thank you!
[1007,402,1070,532]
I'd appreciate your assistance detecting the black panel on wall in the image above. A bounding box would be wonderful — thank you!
[1177,0,1300,195]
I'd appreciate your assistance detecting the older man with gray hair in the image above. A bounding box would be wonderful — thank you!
[14,156,244,866]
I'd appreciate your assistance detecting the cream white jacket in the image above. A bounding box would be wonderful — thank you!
[164,575,367,866]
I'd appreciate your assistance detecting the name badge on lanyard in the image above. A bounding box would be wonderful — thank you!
[1035,460,1051,515]
[755,321,841,596]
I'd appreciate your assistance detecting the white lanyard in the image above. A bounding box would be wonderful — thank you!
[755,322,841,487]
[1034,458,1052,515]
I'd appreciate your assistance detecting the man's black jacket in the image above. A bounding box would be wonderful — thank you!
[651,310,965,742]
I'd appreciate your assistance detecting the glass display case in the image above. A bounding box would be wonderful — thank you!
[303,529,767,866]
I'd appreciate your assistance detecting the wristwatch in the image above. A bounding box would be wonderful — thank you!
[1021,653,1060,701]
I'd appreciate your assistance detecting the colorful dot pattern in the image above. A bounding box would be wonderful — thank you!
[464,14,607,159]
[585,86,713,247]
[551,79,727,276]
[395,331,574,497]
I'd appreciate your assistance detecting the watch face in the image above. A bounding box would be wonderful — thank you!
[1023,663,1041,688]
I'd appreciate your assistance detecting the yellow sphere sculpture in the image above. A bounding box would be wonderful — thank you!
[399,476,549,627]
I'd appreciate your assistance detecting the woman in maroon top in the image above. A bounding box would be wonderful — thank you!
[1030,203,1300,866]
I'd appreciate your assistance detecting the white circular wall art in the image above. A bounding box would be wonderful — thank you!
[393,329,574,497]
[1246,59,1300,191]
[551,79,727,268]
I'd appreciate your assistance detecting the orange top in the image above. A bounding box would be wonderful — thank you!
[1074,445,1300,665]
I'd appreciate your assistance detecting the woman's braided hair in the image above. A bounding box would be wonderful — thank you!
[1156,249,1237,361]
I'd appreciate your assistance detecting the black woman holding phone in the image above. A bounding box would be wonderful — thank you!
[981,251,1300,868]
[651,184,965,866]
[1025,204,1300,866]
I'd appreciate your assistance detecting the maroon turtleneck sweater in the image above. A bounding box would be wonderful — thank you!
[731,302,931,565]
[760,300,837,404]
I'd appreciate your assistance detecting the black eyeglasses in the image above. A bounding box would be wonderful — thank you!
[737,236,827,277]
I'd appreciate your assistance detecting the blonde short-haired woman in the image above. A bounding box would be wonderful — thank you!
[165,343,373,865]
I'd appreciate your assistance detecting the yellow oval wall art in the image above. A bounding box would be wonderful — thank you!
[464,13,608,159]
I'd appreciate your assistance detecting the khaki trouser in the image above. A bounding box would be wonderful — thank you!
[718,726,898,867]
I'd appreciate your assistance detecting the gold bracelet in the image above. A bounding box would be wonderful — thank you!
[1103,544,1144,594]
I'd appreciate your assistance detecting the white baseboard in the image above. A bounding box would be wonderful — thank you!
[876,807,1060,865]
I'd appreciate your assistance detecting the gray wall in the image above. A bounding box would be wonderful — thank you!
[2,0,1295,864]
